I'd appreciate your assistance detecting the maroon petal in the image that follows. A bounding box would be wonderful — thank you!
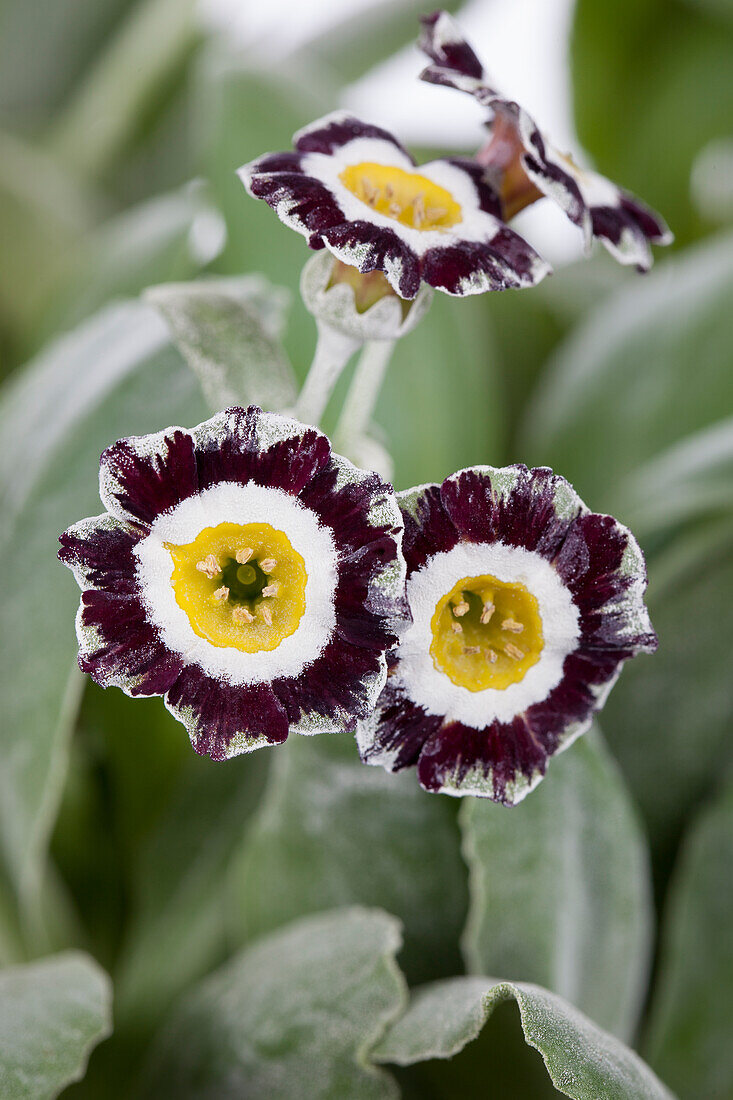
[319,220,422,300]
[525,649,621,749]
[400,484,460,575]
[100,428,199,526]
[165,666,289,760]
[422,224,548,296]
[271,637,386,731]
[360,671,442,772]
[195,406,332,496]
[295,113,414,163]
[417,715,549,805]
[419,11,486,80]
[299,459,400,558]
[248,169,346,241]
[59,515,143,595]
[78,591,184,697]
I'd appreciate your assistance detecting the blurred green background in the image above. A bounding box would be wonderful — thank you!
[1,0,732,1096]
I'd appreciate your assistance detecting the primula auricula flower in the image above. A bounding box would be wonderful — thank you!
[238,112,550,299]
[419,11,673,270]
[59,406,408,761]
[357,465,657,804]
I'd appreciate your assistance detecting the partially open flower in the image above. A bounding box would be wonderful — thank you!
[239,111,550,299]
[59,406,408,761]
[419,11,673,270]
[357,465,657,804]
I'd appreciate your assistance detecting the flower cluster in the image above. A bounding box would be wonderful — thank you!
[59,13,667,803]
[238,11,671,309]
[60,410,655,803]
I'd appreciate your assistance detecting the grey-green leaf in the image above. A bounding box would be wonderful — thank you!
[0,951,112,1099]
[0,301,205,912]
[521,232,733,517]
[228,732,467,985]
[460,728,652,1041]
[141,907,406,1100]
[373,977,675,1100]
[644,776,733,1099]
[145,277,297,413]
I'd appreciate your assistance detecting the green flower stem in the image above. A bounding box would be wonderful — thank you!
[294,321,360,426]
[333,338,396,453]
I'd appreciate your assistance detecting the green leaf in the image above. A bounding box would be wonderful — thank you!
[141,907,406,1100]
[614,415,733,539]
[460,729,652,1041]
[114,747,270,1036]
[373,977,675,1100]
[145,276,296,412]
[0,951,112,1099]
[572,0,733,245]
[0,302,205,915]
[48,184,224,338]
[48,0,199,179]
[229,732,467,986]
[0,131,97,364]
[521,232,733,517]
[644,775,733,1099]
[0,0,134,127]
[599,528,733,863]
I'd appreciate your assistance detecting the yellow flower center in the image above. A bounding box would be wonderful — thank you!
[166,522,307,653]
[430,574,544,692]
[339,162,462,230]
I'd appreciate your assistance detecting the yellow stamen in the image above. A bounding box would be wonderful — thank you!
[453,600,470,618]
[505,642,524,661]
[213,586,229,602]
[451,621,463,634]
[235,547,253,564]
[260,606,273,626]
[261,583,278,598]
[502,618,524,634]
[480,602,495,625]
[259,558,277,573]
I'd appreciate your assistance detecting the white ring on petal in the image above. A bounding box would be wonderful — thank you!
[134,481,338,686]
[300,139,502,256]
[395,541,580,727]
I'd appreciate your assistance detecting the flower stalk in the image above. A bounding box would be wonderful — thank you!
[333,339,396,456]
[294,320,360,427]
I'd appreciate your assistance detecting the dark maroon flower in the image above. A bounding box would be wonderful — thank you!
[59,406,408,761]
[238,110,550,299]
[357,465,657,804]
[419,11,672,270]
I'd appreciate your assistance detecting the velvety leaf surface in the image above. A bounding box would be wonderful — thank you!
[373,977,675,1100]
[460,729,652,1041]
[644,777,733,1099]
[599,530,733,863]
[229,733,467,985]
[145,276,296,412]
[0,952,112,1099]
[521,233,733,516]
[114,746,270,1035]
[141,907,406,1100]
[0,302,205,913]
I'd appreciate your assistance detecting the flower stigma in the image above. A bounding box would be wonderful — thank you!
[339,162,462,230]
[430,573,544,691]
[166,521,307,653]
